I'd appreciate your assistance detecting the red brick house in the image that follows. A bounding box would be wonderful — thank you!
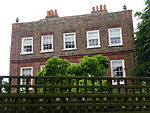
[10,5,135,84]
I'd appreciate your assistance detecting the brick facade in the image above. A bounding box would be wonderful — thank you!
[10,9,134,77]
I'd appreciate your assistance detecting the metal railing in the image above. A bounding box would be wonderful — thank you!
[0,76,150,113]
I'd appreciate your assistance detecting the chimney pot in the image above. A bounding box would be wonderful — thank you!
[92,7,95,12]
[54,9,58,15]
[51,10,54,15]
[46,9,59,18]
[47,11,49,16]
[104,5,106,10]
[49,10,52,15]
[96,6,99,11]
[100,5,102,11]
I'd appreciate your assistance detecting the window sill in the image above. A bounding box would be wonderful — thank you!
[62,48,77,51]
[40,50,54,53]
[86,46,101,49]
[108,44,123,47]
[20,52,34,55]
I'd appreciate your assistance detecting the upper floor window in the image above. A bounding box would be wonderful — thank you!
[41,35,53,53]
[110,59,126,85]
[20,67,33,85]
[87,30,100,48]
[108,27,123,46]
[63,33,76,50]
[21,37,33,54]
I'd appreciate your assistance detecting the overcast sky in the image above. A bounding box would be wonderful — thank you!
[0,0,145,75]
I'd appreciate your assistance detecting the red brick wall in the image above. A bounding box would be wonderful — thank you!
[10,10,134,77]
[10,51,134,77]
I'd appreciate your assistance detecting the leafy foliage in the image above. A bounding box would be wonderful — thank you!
[134,0,150,76]
[36,55,109,93]
[67,63,85,76]
[37,57,71,76]
[134,62,150,77]
[79,55,109,76]
[37,55,109,77]
[68,55,109,77]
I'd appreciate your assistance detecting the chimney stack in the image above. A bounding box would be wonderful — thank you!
[91,5,107,13]
[46,9,59,18]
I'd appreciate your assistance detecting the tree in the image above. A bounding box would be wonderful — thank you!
[37,57,71,76]
[67,63,85,76]
[36,55,109,93]
[134,0,150,77]
[68,55,109,77]
[37,55,109,77]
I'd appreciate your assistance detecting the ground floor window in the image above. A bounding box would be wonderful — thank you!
[110,59,126,85]
[40,65,45,70]
[20,67,33,85]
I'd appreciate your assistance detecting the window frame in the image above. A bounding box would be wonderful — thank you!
[63,32,77,50]
[110,59,126,77]
[110,59,126,85]
[86,30,101,48]
[40,35,54,53]
[40,65,45,70]
[21,37,33,54]
[108,27,123,46]
[20,67,33,85]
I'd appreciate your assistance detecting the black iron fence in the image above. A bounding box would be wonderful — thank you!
[0,76,150,113]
